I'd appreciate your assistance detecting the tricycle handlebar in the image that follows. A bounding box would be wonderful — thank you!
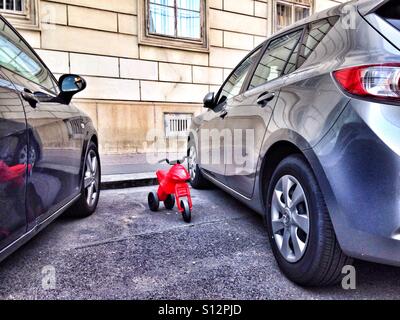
[158,156,188,165]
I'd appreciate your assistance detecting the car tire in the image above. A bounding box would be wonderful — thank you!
[187,142,211,189]
[64,142,101,218]
[15,141,38,167]
[265,154,352,287]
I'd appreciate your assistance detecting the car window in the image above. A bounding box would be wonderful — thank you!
[0,19,57,93]
[219,47,262,103]
[297,17,338,68]
[249,30,303,89]
[283,35,302,75]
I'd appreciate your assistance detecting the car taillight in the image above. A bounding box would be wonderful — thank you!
[333,64,400,102]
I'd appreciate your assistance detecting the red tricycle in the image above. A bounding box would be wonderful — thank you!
[148,158,193,223]
[0,161,31,187]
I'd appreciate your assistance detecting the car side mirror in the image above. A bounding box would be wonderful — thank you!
[203,92,217,110]
[58,74,87,104]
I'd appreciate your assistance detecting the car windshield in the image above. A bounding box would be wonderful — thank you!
[0,19,57,92]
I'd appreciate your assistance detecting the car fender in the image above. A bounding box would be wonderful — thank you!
[253,129,333,212]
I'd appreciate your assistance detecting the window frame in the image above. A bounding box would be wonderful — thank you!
[138,0,209,52]
[274,0,313,33]
[0,0,24,14]
[0,15,59,94]
[0,0,39,31]
[244,15,339,92]
[164,112,193,138]
[210,15,340,104]
[214,44,264,106]
[244,24,306,92]
[296,16,339,69]
[147,0,204,42]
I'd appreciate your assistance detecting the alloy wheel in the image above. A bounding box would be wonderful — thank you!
[188,146,197,180]
[19,145,36,166]
[271,175,310,263]
[84,150,99,207]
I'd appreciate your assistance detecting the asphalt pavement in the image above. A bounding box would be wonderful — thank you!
[0,186,400,300]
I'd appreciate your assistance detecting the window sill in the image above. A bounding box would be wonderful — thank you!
[138,34,209,53]
[2,13,40,30]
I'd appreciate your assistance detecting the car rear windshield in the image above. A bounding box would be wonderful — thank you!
[376,0,400,31]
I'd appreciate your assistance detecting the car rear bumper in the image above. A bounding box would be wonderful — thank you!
[312,99,400,266]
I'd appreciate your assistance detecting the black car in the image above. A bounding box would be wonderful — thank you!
[0,15,100,262]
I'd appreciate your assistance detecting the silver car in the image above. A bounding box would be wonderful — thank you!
[188,0,400,286]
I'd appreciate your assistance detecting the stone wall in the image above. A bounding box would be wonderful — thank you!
[10,0,346,154]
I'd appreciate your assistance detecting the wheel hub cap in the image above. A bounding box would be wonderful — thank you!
[271,175,310,263]
[283,208,291,226]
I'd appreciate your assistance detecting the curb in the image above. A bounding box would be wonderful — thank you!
[101,173,158,190]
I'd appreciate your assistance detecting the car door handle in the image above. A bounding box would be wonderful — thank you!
[220,110,228,119]
[21,89,39,109]
[257,92,275,107]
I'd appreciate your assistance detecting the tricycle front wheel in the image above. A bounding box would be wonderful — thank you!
[180,199,191,223]
[148,192,160,212]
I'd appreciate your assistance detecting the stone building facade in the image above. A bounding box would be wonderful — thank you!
[1,0,346,154]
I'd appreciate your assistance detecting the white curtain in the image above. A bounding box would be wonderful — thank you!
[149,0,175,36]
[149,0,201,39]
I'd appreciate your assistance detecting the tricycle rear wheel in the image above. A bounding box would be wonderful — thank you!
[148,192,160,212]
[164,194,175,210]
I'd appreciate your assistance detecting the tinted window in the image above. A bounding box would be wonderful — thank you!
[219,47,261,102]
[376,0,400,31]
[0,19,56,92]
[284,37,301,75]
[297,17,338,67]
[249,30,302,89]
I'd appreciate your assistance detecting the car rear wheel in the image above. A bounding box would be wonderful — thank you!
[187,142,211,189]
[64,142,101,218]
[16,142,38,167]
[265,154,352,287]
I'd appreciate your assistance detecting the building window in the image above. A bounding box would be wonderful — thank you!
[0,0,23,12]
[138,0,208,52]
[164,113,193,138]
[0,0,39,30]
[275,0,311,32]
[149,0,202,40]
